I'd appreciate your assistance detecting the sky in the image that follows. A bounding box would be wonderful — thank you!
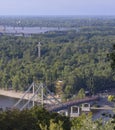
[0,0,115,16]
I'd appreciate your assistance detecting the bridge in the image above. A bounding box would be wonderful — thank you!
[47,96,99,112]
[12,82,100,113]
[12,82,61,110]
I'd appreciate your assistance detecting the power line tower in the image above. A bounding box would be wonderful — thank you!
[37,42,41,58]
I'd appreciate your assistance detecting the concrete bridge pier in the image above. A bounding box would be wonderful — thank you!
[70,106,80,117]
[81,103,91,112]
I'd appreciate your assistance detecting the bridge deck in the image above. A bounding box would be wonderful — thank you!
[91,106,114,110]
[47,96,99,112]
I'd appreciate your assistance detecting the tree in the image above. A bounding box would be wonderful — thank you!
[109,44,115,70]
[77,88,85,99]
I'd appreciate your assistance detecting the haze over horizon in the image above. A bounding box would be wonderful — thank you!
[0,0,115,16]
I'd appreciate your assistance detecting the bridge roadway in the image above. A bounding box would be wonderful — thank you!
[46,96,99,112]
[91,106,114,110]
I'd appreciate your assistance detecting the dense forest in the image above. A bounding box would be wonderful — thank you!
[0,16,115,99]
[0,106,114,130]
[1,16,115,27]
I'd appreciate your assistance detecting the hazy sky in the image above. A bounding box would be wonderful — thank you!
[0,0,115,16]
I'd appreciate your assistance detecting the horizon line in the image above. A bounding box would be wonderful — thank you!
[0,14,115,17]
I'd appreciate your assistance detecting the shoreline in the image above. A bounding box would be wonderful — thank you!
[0,89,33,100]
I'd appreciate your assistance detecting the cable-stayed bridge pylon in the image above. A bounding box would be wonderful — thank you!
[12,82,62,110]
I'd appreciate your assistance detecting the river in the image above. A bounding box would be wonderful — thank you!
[0,26,78,34]
[0,95,32,110]
[0,95,18,109]
[0,95,113,121]
[0,95,114,121]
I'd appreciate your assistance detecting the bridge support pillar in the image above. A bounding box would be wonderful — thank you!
[81,103,91,112]
[70,106,80,117]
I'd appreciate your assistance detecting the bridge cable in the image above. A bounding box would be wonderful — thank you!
[20,83,43,110]
[13,82,34,108]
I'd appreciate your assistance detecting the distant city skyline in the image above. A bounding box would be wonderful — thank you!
[0,0,115,16]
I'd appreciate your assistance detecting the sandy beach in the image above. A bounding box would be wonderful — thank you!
[0,89,34,100]
[0,89,61,104]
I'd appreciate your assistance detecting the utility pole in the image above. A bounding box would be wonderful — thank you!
[32,82,35,107]
[41,83,44,107]
[37,42,41,58]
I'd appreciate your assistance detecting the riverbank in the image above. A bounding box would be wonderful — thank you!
[0,89,33,100]
[0,89,60,104]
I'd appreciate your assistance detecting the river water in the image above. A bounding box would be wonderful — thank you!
[0,26,78,34]
[0,95,114,121]
[0,95,18,109]
[0,95,32,110]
